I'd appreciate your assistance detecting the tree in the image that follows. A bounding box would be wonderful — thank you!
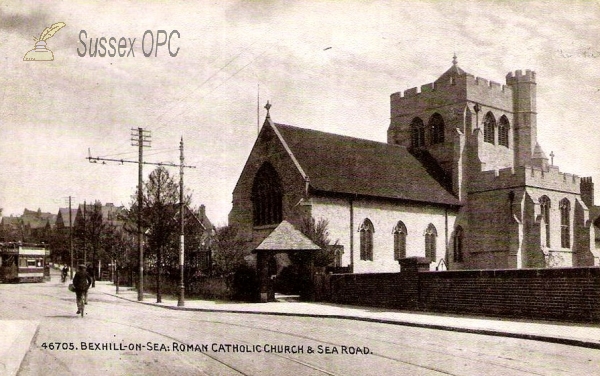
[211,224,246,277]
[299,216,338,268]
[102,223,135,290]
[123,166,189,302]
[88,201,105,286]
[73,201,105,285]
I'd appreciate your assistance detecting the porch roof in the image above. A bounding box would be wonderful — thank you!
[253,220,321,253]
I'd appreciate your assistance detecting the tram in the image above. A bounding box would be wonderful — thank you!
[0,243,48,283]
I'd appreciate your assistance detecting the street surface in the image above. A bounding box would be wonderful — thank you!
[1,272,599,376]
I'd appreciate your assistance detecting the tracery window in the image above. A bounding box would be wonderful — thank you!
[539,196,551,247]
[424,223,437,261]
[498,115,510,147]
[483,112,496,144]
[560,198,570,248]
[411,117,426,148]
[359,218,374,261]
[393,221,407,260]
[429,113,445,145]
[251,163,283,226]
[453,226,464,262]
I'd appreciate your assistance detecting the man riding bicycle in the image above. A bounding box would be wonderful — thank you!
[61,265,69,283]
[73,264,92,315]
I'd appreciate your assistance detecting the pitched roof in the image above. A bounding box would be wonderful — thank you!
[435,56,468,84]
[532,142,548,160]
[254,220,321,252]
[272,122,459,206]
[57,208,78,227]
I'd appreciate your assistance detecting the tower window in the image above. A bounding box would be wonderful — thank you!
[539,196,551,247]
[251,163,283,226]
[560,198,570,248]
[393,221,407,260]
[429,113,445,145]
[411,117,425,148]
[453,226,464,262]
[424,223,437,261]
[499,115,510,147]
[483,112,496,144]
[359,218,374,261]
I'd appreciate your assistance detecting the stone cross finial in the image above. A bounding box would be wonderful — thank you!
[550,151,555,166]
[264,101,272,118]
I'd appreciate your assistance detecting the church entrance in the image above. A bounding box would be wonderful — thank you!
[252,221,320,302]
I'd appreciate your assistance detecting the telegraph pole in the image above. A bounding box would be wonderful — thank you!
[131,128,151,301]
[178,137,185,306]
[69,196,74,279]
[83,201,87,265]
[87,129,195,302]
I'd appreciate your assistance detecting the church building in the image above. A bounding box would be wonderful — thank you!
[229,57,599,273]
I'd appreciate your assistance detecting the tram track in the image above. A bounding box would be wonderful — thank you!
[151,312,551,376]
[10,279,588,375]
[90,311,462,376]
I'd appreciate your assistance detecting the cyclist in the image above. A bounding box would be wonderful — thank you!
[61,265,68,283]
[73,264,92,315]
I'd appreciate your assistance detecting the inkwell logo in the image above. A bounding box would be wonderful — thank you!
[23,22,66,61]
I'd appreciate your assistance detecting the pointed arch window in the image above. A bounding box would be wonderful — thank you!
[251,163,283,226]
[560,198,570,248]
[359,218,374,261]
[498,115,510,148]
[411,117,425,148]
[393,221,407,260]
[429,113,445,145]
[453,226,464,262]
[483,112,496,144]
[424,223,437,261]
[539,196,551,247]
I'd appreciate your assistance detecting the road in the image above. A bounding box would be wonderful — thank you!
[1,273,599,375]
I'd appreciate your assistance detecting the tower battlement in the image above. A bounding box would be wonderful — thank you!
[506,69,536,84]
[391,74,509,101]
[470,165,580,193]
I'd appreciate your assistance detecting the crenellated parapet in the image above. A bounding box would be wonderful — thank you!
[506,69,536,84]
[391,74,511,100]
[470,165,581,193]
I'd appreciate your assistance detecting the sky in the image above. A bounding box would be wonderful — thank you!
[1,0,600,225]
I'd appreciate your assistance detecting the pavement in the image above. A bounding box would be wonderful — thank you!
[93,280,600,350]
[0,320,38,376]
[2,276,600,376]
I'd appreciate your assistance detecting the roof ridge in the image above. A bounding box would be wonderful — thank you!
[273,122,407,150]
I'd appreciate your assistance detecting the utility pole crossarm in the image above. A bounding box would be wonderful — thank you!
[87,156,196,169]
[87,129,196,303]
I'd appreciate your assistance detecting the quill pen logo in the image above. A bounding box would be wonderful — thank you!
[23,22,66,61]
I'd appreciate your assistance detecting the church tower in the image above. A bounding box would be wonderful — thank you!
[506,70,538,167]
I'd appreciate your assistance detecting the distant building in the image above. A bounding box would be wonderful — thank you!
[0,208,55,243]
[229,57,600,272]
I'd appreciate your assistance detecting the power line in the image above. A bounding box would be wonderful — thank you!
[86,128,195,302]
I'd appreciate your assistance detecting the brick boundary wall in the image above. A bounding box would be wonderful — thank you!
[329,258,600,322]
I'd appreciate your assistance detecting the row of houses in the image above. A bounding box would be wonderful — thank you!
[0,203,216,275]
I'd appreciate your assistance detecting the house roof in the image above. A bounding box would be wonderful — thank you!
[272,122,460,206]
[1,217,21,226]
[57,208,78,226]
[253,220,321,252]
